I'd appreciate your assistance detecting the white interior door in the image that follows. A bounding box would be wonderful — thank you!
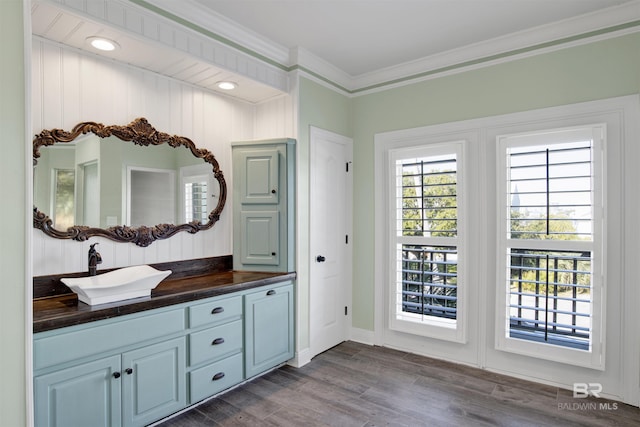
[310,127,353,358]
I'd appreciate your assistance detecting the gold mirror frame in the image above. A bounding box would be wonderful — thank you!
[33,117,227,247]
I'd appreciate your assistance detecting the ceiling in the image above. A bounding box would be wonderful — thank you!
[191,0,633,76]
[31,0,639,102]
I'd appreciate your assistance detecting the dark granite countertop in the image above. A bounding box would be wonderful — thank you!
[33,269,296,334]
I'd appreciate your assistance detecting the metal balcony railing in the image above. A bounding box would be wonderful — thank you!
[400,245,458,320]
[508,249,591,350]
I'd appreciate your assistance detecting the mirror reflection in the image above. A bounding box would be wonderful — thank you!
[33,118,226,246]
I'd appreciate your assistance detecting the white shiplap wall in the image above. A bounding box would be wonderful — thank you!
[32,40,293,276]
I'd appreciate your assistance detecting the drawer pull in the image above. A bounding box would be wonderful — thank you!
[211,307,225,314]
[211,337,225,345]
[212,372,225,381]
[266,290,276,296]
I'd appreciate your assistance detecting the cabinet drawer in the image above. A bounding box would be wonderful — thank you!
[188,295,242,329]
[189,320,243,366]
[189,352,243,403]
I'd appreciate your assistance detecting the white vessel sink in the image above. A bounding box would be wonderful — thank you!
[62,265,172,306]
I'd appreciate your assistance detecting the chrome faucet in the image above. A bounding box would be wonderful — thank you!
[88,243,102,276]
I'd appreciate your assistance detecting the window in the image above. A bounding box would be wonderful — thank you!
[184,177,208,223]
[52,169,75,230]
[388,143,465,341]
[497,126,604,367]
[376,96,636,386]
[180,164,213,224]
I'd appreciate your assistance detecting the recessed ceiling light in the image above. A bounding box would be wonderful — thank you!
[87,36,119,52]
[216,81,237,90]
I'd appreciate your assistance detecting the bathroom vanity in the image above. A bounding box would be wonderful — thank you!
[32,121,297,426]
[33,259,295,427]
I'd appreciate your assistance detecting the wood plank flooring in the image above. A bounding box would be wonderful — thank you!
[156,341,640,427]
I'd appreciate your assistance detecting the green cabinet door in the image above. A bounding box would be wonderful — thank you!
[239,211,279,265]
[232,139,295,272]
[122,337,186,427]
[244,283,294,378]
[34,355,122,427]
[238,148,280,204]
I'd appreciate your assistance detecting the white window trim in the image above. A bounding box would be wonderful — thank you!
[377,132,475,344]
[495,125,605,370]
[388,143,465,341]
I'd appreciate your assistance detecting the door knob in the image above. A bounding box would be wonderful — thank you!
[316,255,326,262]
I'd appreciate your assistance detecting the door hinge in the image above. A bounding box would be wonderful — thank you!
[345,306,348,315]
[345,234,349,244]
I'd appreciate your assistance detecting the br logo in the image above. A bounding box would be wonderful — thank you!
[573,383,602,398]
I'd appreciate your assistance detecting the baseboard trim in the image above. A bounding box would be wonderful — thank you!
[288,347,312,368]
[350,327,375,345]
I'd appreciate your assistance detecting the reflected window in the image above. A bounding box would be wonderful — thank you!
[53,169,75,230]
[184,176,208,223]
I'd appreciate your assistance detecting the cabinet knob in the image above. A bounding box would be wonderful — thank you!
[211,306,224,314]
[266,290,276,296]
[271,252,276,256]
[211,337,225,345]
[316,255,326,263]
[271,189,276,194]
[212,372,225,381]
[125,368,133,375]
[113,372,121,379]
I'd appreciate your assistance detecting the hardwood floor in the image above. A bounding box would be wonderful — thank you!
[156,341,640,427]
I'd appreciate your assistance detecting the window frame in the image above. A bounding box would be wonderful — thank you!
[495,125,606,370]
[387,141,467,343]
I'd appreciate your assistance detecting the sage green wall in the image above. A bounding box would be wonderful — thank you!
[0,1,27,426]
[297,77,352,350]
[351,32,640,331]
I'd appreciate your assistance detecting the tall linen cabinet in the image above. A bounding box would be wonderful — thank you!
[232,139,296,272]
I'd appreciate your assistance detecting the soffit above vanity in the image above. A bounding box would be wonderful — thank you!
[31,0,289,104]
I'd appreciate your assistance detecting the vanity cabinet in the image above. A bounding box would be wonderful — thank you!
[34,280,295,427]
[244,282,295,377]
[34,337,186,427]
[232,139,295,272]
[34,355,122,427]
[187,294,244,403]
[34,308,187,427]
[122,338,186,426]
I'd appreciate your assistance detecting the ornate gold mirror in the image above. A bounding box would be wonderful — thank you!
[33,118,227,247]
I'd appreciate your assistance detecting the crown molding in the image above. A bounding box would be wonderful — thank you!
[289,47,353,93]
[352,1,640,91]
